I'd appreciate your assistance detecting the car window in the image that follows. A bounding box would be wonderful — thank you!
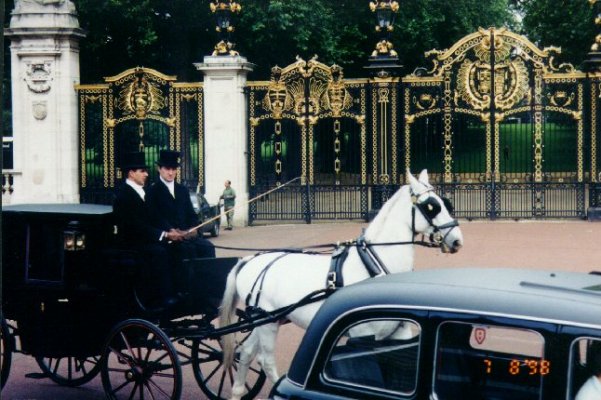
[197,194,210,207]
[324,319,421,396]
[570,338,601,399]
[433,322,546,400]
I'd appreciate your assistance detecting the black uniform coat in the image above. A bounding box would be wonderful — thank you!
[113,183,163,245]
[112,183,174,301]
[146,180,216,262]
[146,181,197,231]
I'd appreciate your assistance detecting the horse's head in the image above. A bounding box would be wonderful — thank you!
[408,169,463,253]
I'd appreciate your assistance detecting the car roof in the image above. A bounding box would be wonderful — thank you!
[319,268,601,324]
[2,203,113,216]
[288,268,601,384]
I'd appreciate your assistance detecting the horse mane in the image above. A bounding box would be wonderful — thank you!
[365,184,411,237]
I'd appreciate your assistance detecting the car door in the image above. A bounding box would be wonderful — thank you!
[302,309,428,399]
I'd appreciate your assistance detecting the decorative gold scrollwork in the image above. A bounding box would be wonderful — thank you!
[414,93,438,110]
[547,90,575,107]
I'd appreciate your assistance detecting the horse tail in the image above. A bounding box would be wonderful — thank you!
[219,256,249,370]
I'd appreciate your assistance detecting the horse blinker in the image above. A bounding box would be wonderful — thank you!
[417,198,442,220]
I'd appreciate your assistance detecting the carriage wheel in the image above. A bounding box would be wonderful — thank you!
[35,355,101,387]
[0,315,12,389]
[191,331,266,400]
[101,319,182,400]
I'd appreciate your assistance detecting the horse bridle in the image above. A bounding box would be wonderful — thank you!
[411,187,460,248]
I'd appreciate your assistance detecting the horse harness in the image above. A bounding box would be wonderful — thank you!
[243,188,460,312]
[327,188,459,289]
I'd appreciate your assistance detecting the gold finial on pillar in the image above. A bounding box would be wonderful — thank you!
[210,1,242,56]
[365,1,403,78]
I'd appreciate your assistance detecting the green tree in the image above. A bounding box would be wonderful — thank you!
[69,0,518,80]
[75,0,215,82]
[7,0,595,82]
[515,0,597,68]
[237,0,515,78]
[390,0,514,73]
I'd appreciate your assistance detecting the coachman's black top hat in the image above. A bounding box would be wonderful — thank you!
[121,152,148,171]
[156,150,181,168]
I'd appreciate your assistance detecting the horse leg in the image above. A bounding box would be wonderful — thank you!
[255,323,281,383]
[230,329,260,400]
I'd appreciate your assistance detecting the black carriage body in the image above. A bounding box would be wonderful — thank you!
[2,204,133,358]
[271,268,601,400]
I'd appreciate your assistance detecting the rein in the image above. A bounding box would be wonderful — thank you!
[211,238,439,254]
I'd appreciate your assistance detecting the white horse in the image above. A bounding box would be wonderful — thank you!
[219,170,463,400]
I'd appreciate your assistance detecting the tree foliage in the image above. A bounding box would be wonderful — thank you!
[77,0,514,81]
[515,0,597,68]
[74,0,216,82]
[3,0,598,83]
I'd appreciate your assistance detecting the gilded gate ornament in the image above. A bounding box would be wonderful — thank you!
[262,66,293,119]
[261,56,353,121]
[455,37,530,111]
[548,91,575,107]
[117,73,166,120]
[322,65,353,118]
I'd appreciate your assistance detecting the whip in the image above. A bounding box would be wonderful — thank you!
[186,176,302,234]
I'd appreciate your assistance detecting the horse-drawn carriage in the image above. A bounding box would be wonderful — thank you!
[0,171,464,399]
[0,203,267,399]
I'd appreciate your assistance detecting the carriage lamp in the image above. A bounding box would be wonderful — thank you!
[64,222,86,251]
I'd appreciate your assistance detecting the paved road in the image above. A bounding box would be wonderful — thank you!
[2,220,600,399]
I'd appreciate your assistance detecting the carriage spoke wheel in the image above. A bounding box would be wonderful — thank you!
[191,331,266,400]
[0,315,12,389]
[35,355,101,387]
[101,319,182,400]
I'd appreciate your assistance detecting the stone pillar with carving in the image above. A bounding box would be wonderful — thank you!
[195,56,254,227]
[5,0,85,204]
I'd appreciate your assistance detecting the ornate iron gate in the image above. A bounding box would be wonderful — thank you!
[247,57,372,223]
[405,28,587,219]
[248,29,595,222]
[76,67,205,204]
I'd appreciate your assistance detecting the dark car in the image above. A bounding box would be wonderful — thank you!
[270,268,601,400]
[190,192,221,237]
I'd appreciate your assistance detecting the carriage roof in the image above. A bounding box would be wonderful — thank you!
[2,203,113,218]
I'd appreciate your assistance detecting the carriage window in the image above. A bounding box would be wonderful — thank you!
[433,322,546,400]
[570,338,601,399]
[26,222,64,282]
[324,319,421,395]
